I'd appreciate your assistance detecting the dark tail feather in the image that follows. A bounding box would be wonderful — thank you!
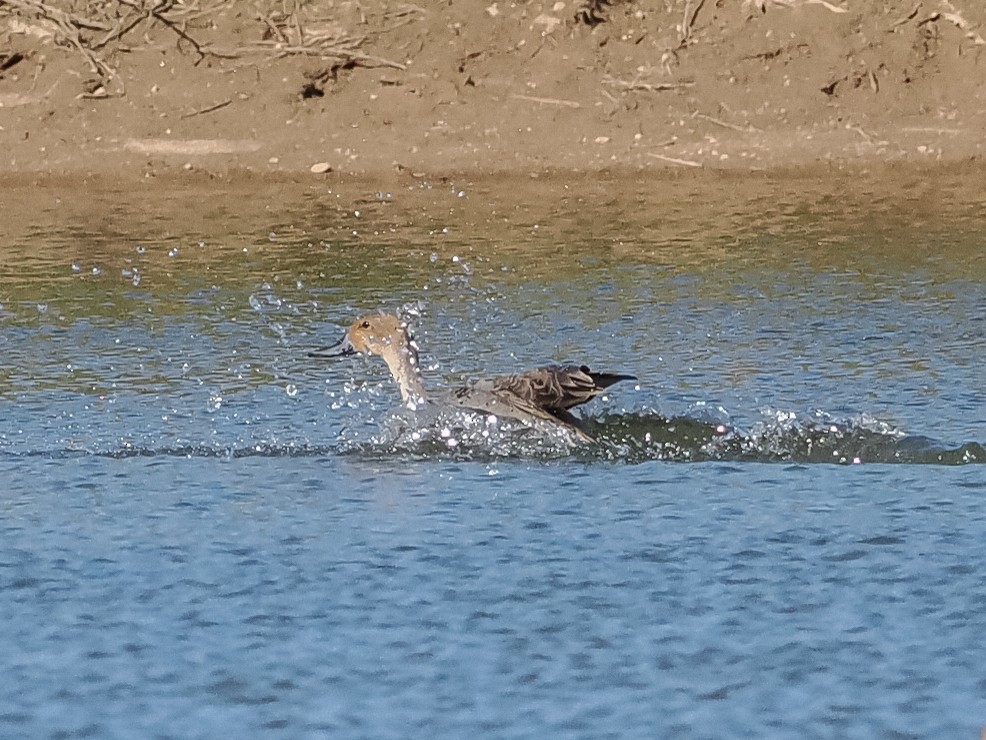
[584,368,636,390]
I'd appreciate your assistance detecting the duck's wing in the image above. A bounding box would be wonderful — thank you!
[449,381,595,443]
[494,364,635,411]
[448,379,562,424]
[447,363,633,431]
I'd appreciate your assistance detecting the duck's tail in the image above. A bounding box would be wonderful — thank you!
[584,368,636,390]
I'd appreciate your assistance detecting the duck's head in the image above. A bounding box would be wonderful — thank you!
[310,313,425,403]
[310,313,412,359]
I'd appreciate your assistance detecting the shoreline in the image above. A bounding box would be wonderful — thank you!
[3,1,984,185]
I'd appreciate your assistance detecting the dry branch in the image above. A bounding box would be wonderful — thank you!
[694,112,760,133]
[679,0,706,46]
[0,0,411,96]
[743,0,847,12]
[511,93,580,108]
[648,152,702,167]
[3,0,124,94]
[180,97,232,118]
[603,75,693,93]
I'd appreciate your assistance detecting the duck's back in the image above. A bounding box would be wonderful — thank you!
[450,364,634,425]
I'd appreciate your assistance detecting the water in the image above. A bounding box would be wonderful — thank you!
[1,173,984,738]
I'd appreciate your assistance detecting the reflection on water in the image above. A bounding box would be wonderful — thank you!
[2,172,986,738]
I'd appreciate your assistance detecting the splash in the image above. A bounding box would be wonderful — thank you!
[334,406,984,465]
[4,408,981,465]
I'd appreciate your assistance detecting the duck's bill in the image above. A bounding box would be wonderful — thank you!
[308,335,357,358]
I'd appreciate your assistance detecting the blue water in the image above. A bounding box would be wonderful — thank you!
[1,175,984,738]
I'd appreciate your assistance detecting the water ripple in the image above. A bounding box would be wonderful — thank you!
[2,410,981,465]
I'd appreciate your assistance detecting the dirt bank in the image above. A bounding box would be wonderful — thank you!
[2,0,985,181]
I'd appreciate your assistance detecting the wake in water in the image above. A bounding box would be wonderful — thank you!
[334,405,984,466]
[4,406,981,465]
[585,409,983,465]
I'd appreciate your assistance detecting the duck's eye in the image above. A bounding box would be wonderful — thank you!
[360,321,371,329]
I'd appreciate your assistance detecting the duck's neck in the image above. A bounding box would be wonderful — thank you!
[380,337,427,406]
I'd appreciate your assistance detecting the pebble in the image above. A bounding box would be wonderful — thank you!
[310,161,332,174]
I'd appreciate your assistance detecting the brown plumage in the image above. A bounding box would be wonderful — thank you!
[310,313,635,442]
[451,366,633,428]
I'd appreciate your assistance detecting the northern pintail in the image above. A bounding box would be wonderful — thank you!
[310,313,635,441]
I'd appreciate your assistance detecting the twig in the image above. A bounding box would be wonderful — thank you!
[806,0,847,12]
[600,89,619,105]
[679,0,707,46]
[603,76,692,92]
[2,0,111,31]
[244,45,407,69]
[647,152,702,167]
[4,0,125,95]
[742,42,809,61]
[511,93,580,108]
[2,0,409,92]
[902,126,961,135]
[845,123,886,145]
[694,112,759,133]
[92,4,143,51]
[747,0,846,11]
[115,0,239,63]
[180,98,232,118]
[258,12,290,45]
[940,2,986,46]
[889,3,921,30]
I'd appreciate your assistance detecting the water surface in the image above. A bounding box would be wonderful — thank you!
[1,173,984,738]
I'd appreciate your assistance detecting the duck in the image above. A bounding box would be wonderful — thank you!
[310,313,635,442]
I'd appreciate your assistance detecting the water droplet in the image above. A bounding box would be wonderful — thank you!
[248,294,262,311]
[36,303,48,313]
[168,247,179,258]
[207,394,223,411]
[136,246,146,254]
[71,263,82,273]
[285,383,298,398]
